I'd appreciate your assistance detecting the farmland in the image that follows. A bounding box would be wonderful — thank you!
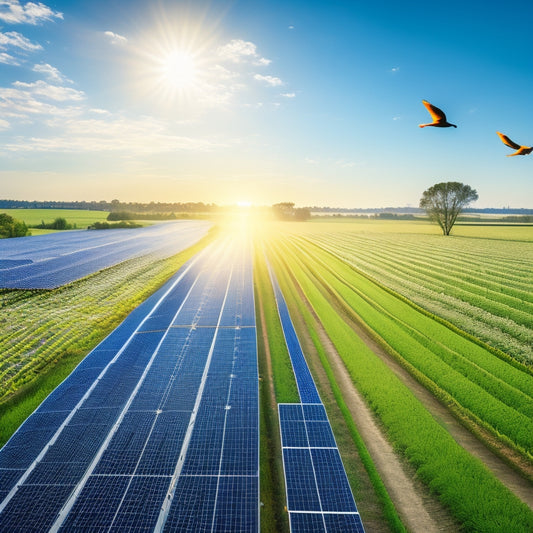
[255,218,533,532]
[1,217,532,532]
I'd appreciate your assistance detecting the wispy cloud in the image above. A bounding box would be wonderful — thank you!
[0,30,42,51]
[0,51,19,65]
[0,118,9,130]
[33,63,72,84]
[390,66,400,73]
[104,30,127,46]
[254,74,283,87]
[0,0,63,25]
[281,92,295,98]
[3,114,226,154]
[217,39,271,66]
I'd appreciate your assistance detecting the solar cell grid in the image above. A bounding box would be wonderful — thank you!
[283,448,321,512]
[0,236,258,531]
[24,460,88,486]
[109,475,171,532]
[220,427,258,475]
[163,474,218,532]
[60,475,131,531]
[135,412,189,476]
[271,258,365,532]
[212,475,258,532]
[306,422,337,449]
[0,221,210,289]
[311,448,358,513]
[290,512,326,533]
[324,513,366,532]
[0,468,25,495]
[0,484,76,533]
[94,411,157,475]
[281,420,309,448]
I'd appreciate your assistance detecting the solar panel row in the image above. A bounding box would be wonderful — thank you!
[0,235,259,532]
[267,265,321,404]
[0,221,210,289]
[268,263,365,533]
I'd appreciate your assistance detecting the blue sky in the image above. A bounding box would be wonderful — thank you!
[1,0,532,208]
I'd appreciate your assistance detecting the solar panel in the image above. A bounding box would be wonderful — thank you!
[0,221,211,289]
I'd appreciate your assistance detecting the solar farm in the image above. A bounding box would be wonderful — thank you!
[0,234,259,531]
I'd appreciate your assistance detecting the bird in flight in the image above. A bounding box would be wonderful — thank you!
[419,100,457,128]
[496,132,532,156]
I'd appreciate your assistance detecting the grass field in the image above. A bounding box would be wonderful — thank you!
[1,208,110,229]
[256,219,533,532]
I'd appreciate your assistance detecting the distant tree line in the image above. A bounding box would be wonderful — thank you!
[108,211,182,221]
[0,199,218,213]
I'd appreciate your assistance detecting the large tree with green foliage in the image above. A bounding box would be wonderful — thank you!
[0,213,30,238]
[420,181,478,235]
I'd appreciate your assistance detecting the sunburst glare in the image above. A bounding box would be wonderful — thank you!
[160,50,197,90]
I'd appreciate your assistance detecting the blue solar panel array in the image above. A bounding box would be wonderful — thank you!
[0,235,259,532]
[268,263,365,533]
[0,220,210,289]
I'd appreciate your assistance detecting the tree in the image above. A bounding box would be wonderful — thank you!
[0,213,30,238]
[420,181,478,235]
[272,202,311,221]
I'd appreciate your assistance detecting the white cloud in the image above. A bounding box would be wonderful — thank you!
[33,63,72,84]
[281,92,295,98]
[254,74,283,87]
[0,30,42,51]
[104,30,127,46]
[217,39,270,66]
[0,51,19,65]
[0,0,63,25]
[13,79,84,101]
[391,66,400,73]
[288,25,295,30]
[0,118,10,130]
[89,108,111,115]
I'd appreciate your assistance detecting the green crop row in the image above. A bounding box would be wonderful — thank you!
[263,233,533,532]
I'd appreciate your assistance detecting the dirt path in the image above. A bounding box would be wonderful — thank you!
[336,306,533,511]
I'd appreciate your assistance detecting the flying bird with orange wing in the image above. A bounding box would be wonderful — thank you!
[419,100,457,128]
[496,132,532,156]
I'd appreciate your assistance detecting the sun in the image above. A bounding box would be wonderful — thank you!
[159,50,197,90]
